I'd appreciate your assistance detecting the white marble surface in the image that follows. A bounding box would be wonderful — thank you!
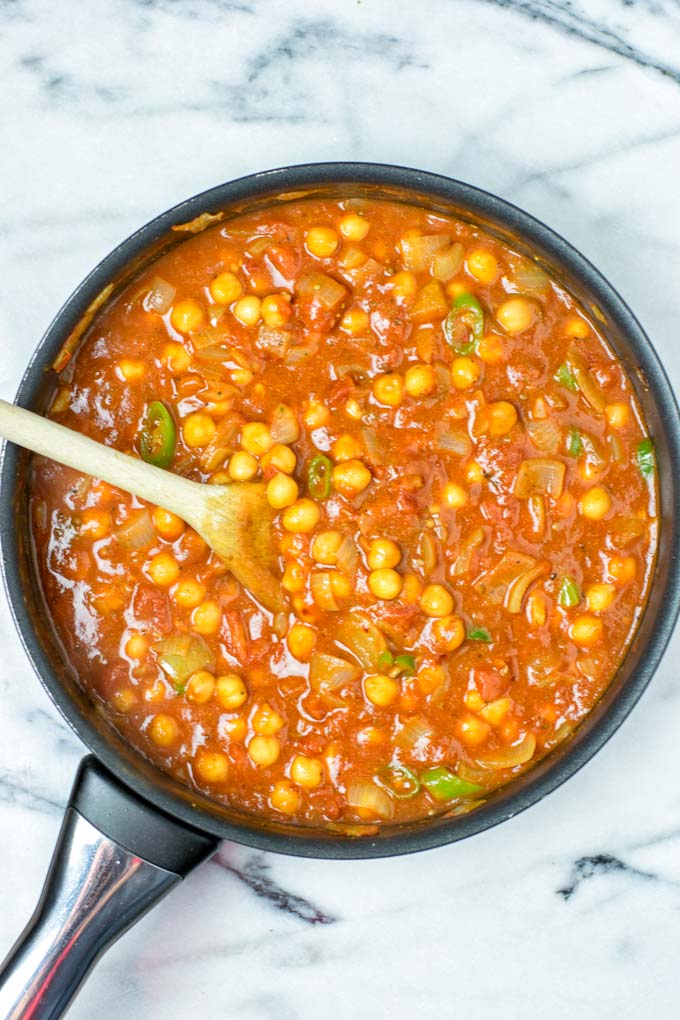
[2,1,680,1017]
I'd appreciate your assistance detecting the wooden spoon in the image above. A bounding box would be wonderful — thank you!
[0,399,285,612]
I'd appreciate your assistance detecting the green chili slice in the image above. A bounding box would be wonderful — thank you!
[443,292,484,354]
[558,575,581,608]
[636,438,655,478]
[567,427,583,456]
[393,654,417,676]
[555,363,578,392]
[307,454,333,499]
[140,401,176,468]
[421,766,482,802]
[377,651,417,677]
[377,650,394,674]
[467,626,491,642]
[377,764,421,799]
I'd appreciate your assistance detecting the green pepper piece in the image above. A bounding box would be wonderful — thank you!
[307,454,333,499]
[555,363,578,392]
[443,292,484,354]
[140,401,176,468]
[636,438,655,478]
[558,575,581,608]
[567,427,583,457]
[421,766,482,801]
[377,764,421,799]
[393,654,416,676]
[467,626,491,642]
[377,650,394,674]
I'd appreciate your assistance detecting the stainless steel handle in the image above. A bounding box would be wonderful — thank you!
[0,758,218,1020]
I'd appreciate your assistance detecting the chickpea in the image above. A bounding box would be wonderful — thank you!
[339,212,370,241]
[442,482,467,509]
[194,749,230,785]
[586,583,616,613]
[282,561,307,593]
[162,341,192,375]
[266,473,299,510]
[487,400,518,437]
[387,271,418,299]
[367,538,401,570]
[183,413,217,448]
[364,674,399,707]
[372,373,404,407]
[570,614,604,646]
[227,451,259,481]
[125,633,148,660]
[287,622,317,661]
[112,688,137,713]
[305,226,339,257]
[80,508,112,540]
[332,433,364,463]
[608,555,637,585]
[191,600,221,635]
[368,568,403,600]
[330,571,351,599]
[495,296,539,335]
[332,459,372,497]
[401,572,423,605]
[172,578,206,609]
[579,485,612,521]
[451,357,481,390]
[170,299,205,334]
[290,754,324,788]
[117,358,145,382]
[262,444,297,475]
[233,295,262,326]
[147,551,180,587]
[431,614,465,651]
[345,397,363,420]
[248,735,280,766]
[340,306,370,335]
[282,499,321,534]
[223,715,248,742]
[270,779,302,814]
[311,530,343,565]
[455,713,491,746]
[210,271,243,305]
[564,316,589,339]
[466,461,484,484]
[153,507,185,541]
[420,584,454,618]
[216,673,248,710]
[404,364,437,398]
[527,590,547,627]
[477,333,506,365]
[240,422,272,456]
[480,697,513,727]
[149,713,180,748]
[261,293,292,327]
[464,689,485,712]
[467,249,500,284]
[186,670,216,704]
[605,402,630,429]
[252,702,284,736]
[303,399,330,429]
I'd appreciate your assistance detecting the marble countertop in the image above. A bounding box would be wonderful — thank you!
[2,1,680,1017]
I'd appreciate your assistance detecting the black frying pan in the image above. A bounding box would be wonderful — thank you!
[1,163,679,1020]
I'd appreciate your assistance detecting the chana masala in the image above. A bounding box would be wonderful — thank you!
[30,197,658,829]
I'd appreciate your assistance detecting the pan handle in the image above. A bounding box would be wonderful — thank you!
[0,756,219,1020]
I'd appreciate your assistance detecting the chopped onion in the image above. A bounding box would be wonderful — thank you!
[270,403,300,445]
[513,259,549,294]
[200,416,241,473]
[360,426,381,464]
[335,613,389,671]
[609,434,624,462]
[409,280,448,323]
[474,550,539,605]
[418,531,438,575]
[432,242,464,282]
[346,779,394,820]
[284,345,317,366]
[114,509,156,550]
[400,232,451,272]
[395,715,433,752]
[309,652,359,692]
[194,344,233,363]
[246,235,274,255]
[567,344,606,414]
[527,653,563,687]
[514,458,566,499]
[191,325,228,351]
[437,428,472,456]
[143,276,176,314]
[580,432,606,473]
[335,535,358,578]
[476,733,536,769]
[296,273,347,309]
[256,324,291,357]
[452,527,486,576]
[506,562,547,614]
[152,633,215,688]
[608,515,647,546]
[310,572,340,611]
[527,418,561,455]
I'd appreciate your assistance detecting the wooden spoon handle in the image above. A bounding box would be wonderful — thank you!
[0,399,200,521]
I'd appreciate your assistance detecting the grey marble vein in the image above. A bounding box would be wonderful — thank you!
[213,849,337,925]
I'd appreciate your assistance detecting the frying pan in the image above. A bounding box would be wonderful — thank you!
[1,163,679,1020]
